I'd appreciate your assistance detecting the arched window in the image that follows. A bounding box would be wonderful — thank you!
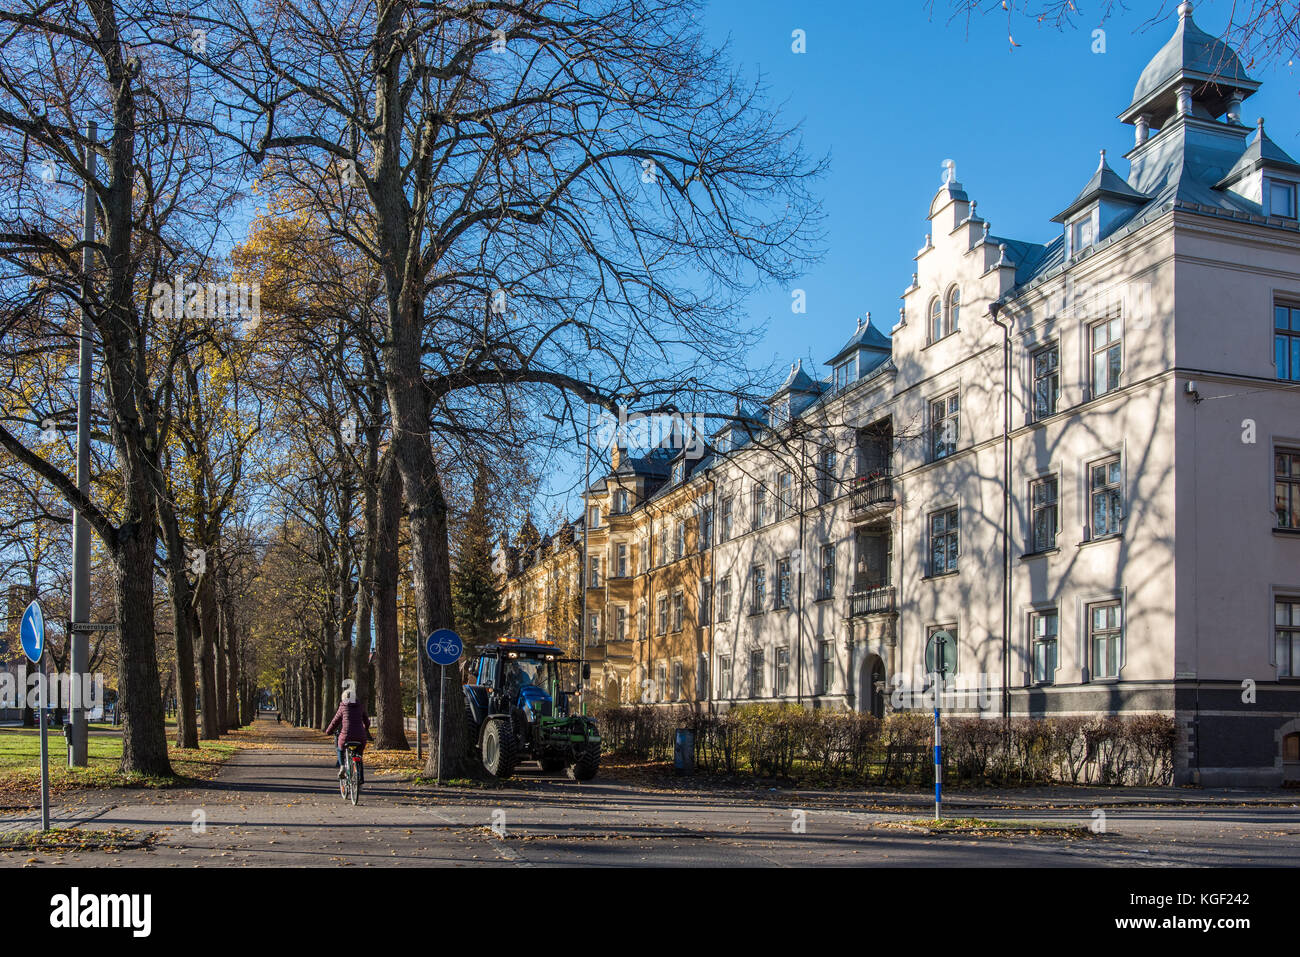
[948,286,961,332]
[929,298,942,342]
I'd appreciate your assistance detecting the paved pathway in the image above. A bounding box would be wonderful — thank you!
[2,716,1298,866]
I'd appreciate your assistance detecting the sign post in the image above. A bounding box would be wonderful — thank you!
[425,629,463,786]
[20,600,48,831]
[925,630,956,822]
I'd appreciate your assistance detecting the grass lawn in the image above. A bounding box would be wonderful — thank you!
[0,726,242,805]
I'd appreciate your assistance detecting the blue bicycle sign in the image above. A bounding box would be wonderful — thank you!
[425,629,463,666]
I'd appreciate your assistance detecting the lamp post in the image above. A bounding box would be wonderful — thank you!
[68,121,97,768]
[545,406,592,713]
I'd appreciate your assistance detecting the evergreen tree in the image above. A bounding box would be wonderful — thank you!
[451,464,505,650]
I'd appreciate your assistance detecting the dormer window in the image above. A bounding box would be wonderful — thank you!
[770,399,790,429]
[1070,212,1096,254]
[672,460,685,485]
[1268,180,1297,219]
[833,357,854,392]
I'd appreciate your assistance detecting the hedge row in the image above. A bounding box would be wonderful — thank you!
[593,704,1177,787]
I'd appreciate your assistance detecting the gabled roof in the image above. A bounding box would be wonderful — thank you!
[826,319,891,366]
[1052,152,1148,223]
[1121,3,1258,124]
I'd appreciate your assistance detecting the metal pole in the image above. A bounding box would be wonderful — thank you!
[39,662,50,831]
[435,663,445,785]
[415,635,423,762]
[934,636,945,822]
[69,120,96,768]
[580,404,590,715]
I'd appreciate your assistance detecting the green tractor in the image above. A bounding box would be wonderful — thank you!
[463,638,602,781]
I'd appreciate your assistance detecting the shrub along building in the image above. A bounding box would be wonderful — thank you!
[499,4,1300,785]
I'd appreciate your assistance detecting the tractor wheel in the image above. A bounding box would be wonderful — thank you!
[540,758,565,773]
[566,748,600,782]
[481,718,519,779]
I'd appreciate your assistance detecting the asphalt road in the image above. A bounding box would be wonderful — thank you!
[4,717,1299,867]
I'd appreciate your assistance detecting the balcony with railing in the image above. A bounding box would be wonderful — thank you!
[850,584,896,618]
[850,469,895,519]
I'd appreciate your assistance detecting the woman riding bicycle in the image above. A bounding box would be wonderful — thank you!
[324,691,372,785]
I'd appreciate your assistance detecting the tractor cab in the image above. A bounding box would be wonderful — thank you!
[467,637,587,721]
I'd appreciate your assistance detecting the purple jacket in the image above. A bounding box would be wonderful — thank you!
[325,700,371,750]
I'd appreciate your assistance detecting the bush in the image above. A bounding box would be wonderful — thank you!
[593,704,1176,789]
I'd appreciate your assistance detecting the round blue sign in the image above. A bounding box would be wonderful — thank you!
[19,600,44,664]
[425,629,462,666]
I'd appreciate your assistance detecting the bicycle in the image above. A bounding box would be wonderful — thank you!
[339,742,364,805]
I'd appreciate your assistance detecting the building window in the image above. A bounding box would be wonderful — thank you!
[672,460,685,485]
[615,606,626,642]
[819,640,834,694]
[819,543,835,599]
[1269,180,1297,219]
[675,521,686,560]
[719,656,733,699]
[1090,317,1122,397]
[774,557,792,609]
[721,496,734,541]
[833,358,853,392]
[1278,448,1300,529]
[752,483,768,528]
[699,578,712,625]
[658,525,668,566]
[656,663,667,701]
[1276,304,1300,381]
[1070,214,1095,252]
[672,590,684,632]
[638,601,648,641]
[589,613,600,644]
[947,286,960,332]
[1088,601,1122,679]
[749,649,764,698]
[1089,455,1123,538]
[671,661,683,701]
[1031,610,1058,684]
[931,392,959,461]
[613,488,629,513]
[589,556,601,588]
[718,577,732,621]
[1030,475,1059,553]
[776,471,794,520]
[750,565,766,614]
[929,297,943,343]
[697,654,708,699]
[1032,343,1060,419]
[657,595,668,636]
[1277,599,1300,677]
[589,506,601,528]
[615,544,628,578]
[774,646,789,696]
[929,507,959,575]
[700,507,714,551]
[817,447,837,504]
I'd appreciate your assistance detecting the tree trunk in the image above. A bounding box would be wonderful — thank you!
[350,438,380,713]
[157,505,200,748]
[219,565,241,729]
[386,373,465,777]
[196,574,220,739]
[374,454,407,749]
[115,520,171,775]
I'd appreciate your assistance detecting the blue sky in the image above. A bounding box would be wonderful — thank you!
[697,0,1296,375]
[532,0,1297,518]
